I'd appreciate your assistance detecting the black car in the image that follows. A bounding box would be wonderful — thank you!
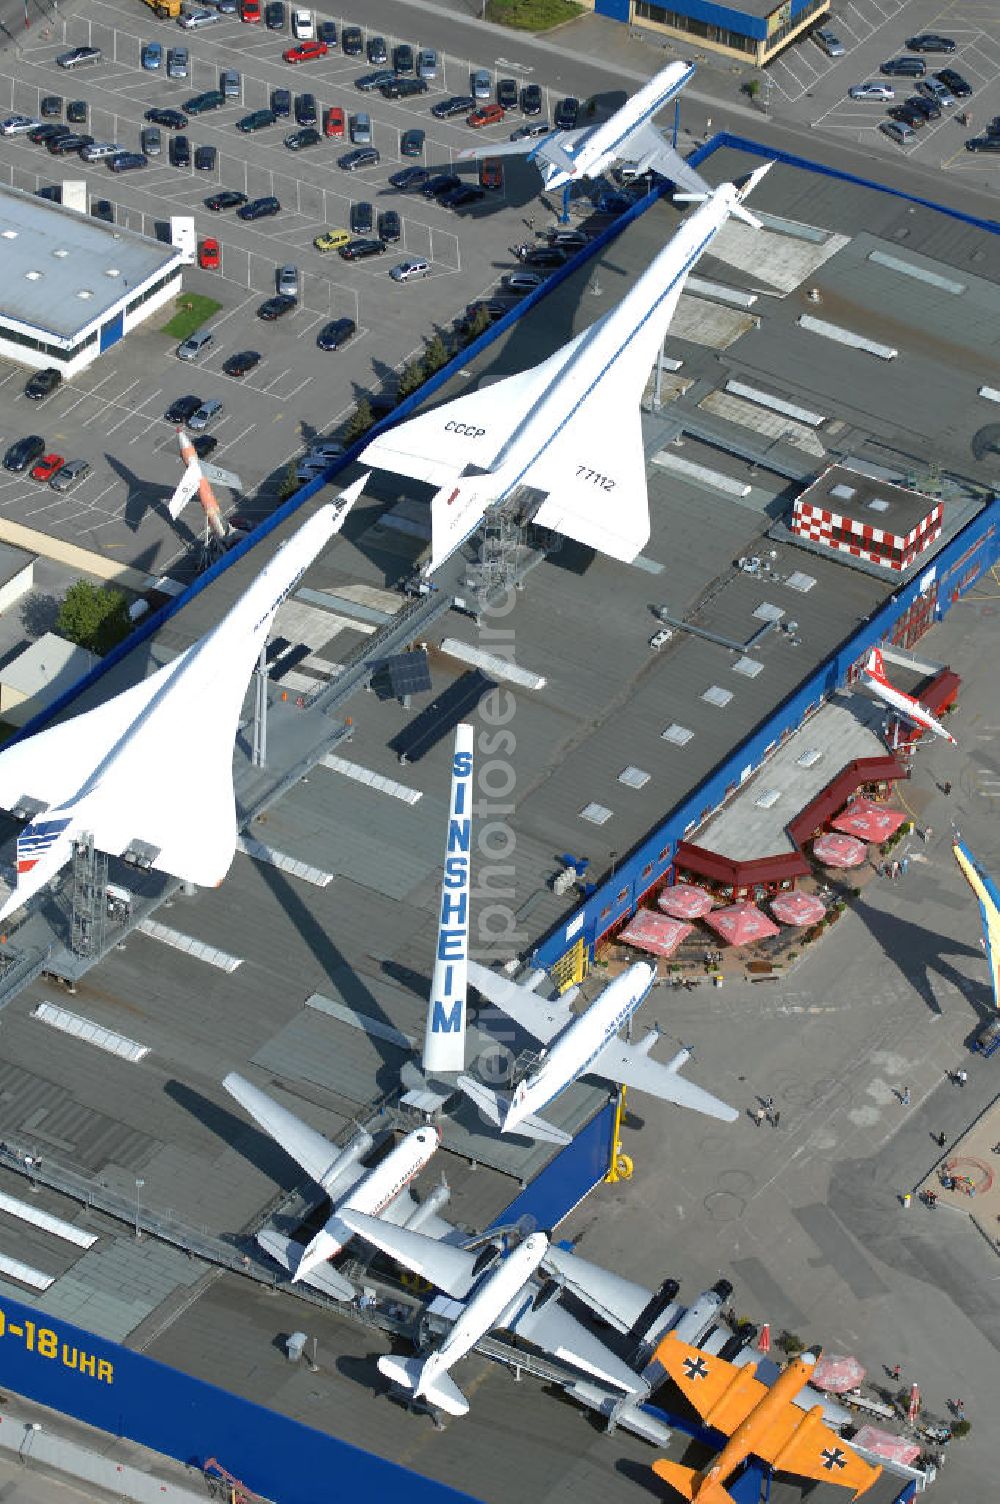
[192,434,218,459]
[237,195,281,219]
[25,367,61,401]
[271,87,291,117]
[889,102,925,127]
[350,199,374,233]
[966,135,1000,152]
[880,56,926,77]
[510,121,550,140]
[258,294,296,320]
[49,133,93,155]
[264,0,284,27]
[90,198,115,222]
[169,134,191,167]
[295,92,317,125]
[285,126,322,150]
[390,165,429,190]
[400,128,425,157]
[317,19,336,45]
[4,435,46,473]
[145,107,188,128]
[393,43,414,73]
[338,237,386,260]
[432,95,475,119]
[906,93,940,120]
[554,96,579,129]
[521,83,543,115]
[342,24,363,55]
[906,33,955,52]
[935,68,971,98]
[66,99,87,124]
[378,208,401,242]
[238,109,276,133]
[987,115,1000,136]
[338,147,380,170]
[223,349,261,377]
[194,144,217,170]
[380,76,427,100]
[35,185,61,201]
[206,189,248,210]
[355,70,395,93]
[29,123,70,144]
[186,90,225,115]
[440,184,485,209]
[165,394,202,423]
[317,317,356,350]
[422,171,461,198]
[518,244,567,267]
[496,77,518,110]
[40,95,62,117]
[367,35,387,63]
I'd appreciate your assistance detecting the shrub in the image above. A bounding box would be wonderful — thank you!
[343,397,374,444]
[55,580,130,656]
[778,1330,804,1355]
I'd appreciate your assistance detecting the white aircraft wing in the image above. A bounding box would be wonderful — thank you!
[467,960,573,1045]
[337,1208,479,1298]
[201,462,242,492]
[542,1245,662,1333]
[222,1073,365,1198]
[619,122,713,195]
[510,1293,647,1394]
[589,1039,738,1122]
[256,1228,355,1300]
[528,400,649,560]
[168,464,202,520]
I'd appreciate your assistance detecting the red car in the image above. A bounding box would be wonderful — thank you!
[198,237,220,270]
[468,103,505,129]
[240,0,261,19]
[480,157,503,190]
[323,105,345,138]
[31,452,64,483]
[283,39,328,63]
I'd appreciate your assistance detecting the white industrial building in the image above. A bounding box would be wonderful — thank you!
[0,184,183,377]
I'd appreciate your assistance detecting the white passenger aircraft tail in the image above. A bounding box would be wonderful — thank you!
[456,1073,572,1145]
[378,1354,470,1416]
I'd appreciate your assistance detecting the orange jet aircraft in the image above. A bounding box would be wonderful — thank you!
[651,1338,881,1503]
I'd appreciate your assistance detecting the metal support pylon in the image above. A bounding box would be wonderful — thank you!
[70,832,107,958]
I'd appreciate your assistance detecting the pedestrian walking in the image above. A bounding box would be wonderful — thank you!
[900,856,910,876]
[942,781,952,797]
[754,1105,765,1128]
[901,1086,910,1107]
[935,1131,946,1148]
[889,1363,901,1382]
[902,1192,912,1208]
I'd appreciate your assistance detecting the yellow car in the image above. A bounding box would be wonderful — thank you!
[313,228,350,253]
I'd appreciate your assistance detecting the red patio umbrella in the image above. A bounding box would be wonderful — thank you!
[813,832,867,869]
[703,901,780,947]
[619,910,693,958]
[658,884,714,920]
[758,1323,770,1355]
[908,1383,921,1423]
[852,1427,921,1466]
[770,891,827,927]
[832,798,907,843]
[812,1354,866,1393]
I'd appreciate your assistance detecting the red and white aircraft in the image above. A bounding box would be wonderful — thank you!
[861,648,956,745]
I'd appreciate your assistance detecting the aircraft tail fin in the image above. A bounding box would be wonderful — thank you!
[378,1355,470,1416]
[455,1075,572,1145]
[866,647,887,681]
[652,1460,730,1503]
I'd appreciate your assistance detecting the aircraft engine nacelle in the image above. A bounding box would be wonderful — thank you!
[318,1128,375,1193]
[666,1046,692,1074]
[404,1177,451,1232]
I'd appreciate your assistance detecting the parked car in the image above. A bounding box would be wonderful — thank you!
[237,195,281,218]
[285,126,321,149]
[380,77,427,100]
[341,25,362,55]
[350,200,373,234]
[277,264,299,298]
[554,96,579,128]
[49,134,95,156]
[338,237,386,260]
[30,452,64,484]
[935,68,971,98]
[169,134,191,166]
[518,244,566,267]
[880,56,926,77]
[198,237,221,268]
[389,258,429,282]
[548,227,589,247]
[166,47,189,79]
[367,34,387,64]
[496,77,518,110]
[290,7,314,38]
[265,1,285,27]
[468,103,505,128]
[0,115,41,135]
[194,144,216,170]
[812,26,845,57]
[966,134,1000,152]
[480,157,503,190]
[355,70,394,93]
[238,109,276,133]
[177,327,215,360]
[471,68,490,100]
[422,172,460,198]
[145,107,188,128]
[271,87,291,117]
[186,89,225,114]
[919,76,955,107]
[378,209,401,242]
[4,435,46,473]
[390,165,429,190]
[441,184,485,208]
[40,95,62,117]
[221,69,242,98]
[206,189,248,209]
[848,81,894,100]
[239,0,261,21]
[400,128,424,157]
[25,367,62,401]
[880,120,915,146]
[350,111,371,142]
[394,43,414,73]
[66,100,88,124]
[906,93,940,121]
[417,49,438,81]
[432,96,475,119]
[317,18,336,45]
[905,33,955,52]
[188,397,224,430]
[338,146,379,170]
[317,317,356,350]
[165,394,203,424]
[90,199,115,221]
[283,39,327,62]
[520,83,543,115]
[179,8,221,29]
[258,294,296,319]
[141,41,163,70]
[223,349,261,377]
[294,91,317,124]
[324,106,345,137]
[138,126,160,156]
[108,151,148,171]
[57,46,101,69]
[313,227,351,252]
[50,458,91,492]
[29,123,68,144]
[501,270,543,293]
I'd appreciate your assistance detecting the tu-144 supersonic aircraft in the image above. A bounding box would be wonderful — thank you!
[0,480,365,921]
[458,61,710,195]
[651,1338,881,1502]
[359,164,771,577]
[339,1208,646,1417]
[223,1073,447,1294]
[456,960,737,1145]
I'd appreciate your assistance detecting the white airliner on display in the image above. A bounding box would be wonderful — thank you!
[168,427,242,538]
[0,480,365,921]
[223,1073,445,1295]
[339,1209,646,1416]
[458,60,710,195]
[456,960,738,1145]
[360,165,771,575]
[861,647,956,745]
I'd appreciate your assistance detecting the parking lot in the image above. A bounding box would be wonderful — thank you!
[0,0,609,576]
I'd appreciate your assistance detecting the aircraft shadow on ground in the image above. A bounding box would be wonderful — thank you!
[850,894,988,1019]
[163,1078,302,1190]
[103,451,198,544]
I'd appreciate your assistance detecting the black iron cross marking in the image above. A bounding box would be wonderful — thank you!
[682,1355,710,1381]
[820,1448,847,1471]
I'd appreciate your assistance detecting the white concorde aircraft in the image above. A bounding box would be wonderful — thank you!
[458,61,710,195]
[223,1073,445,1295]
[338,1209,646,1416]
[359,165,771,575]
[861,647,956,745]
[0,479,365,921]
[457,961,738,1145]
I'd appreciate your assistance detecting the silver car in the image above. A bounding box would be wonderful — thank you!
[167,47,189,79]
[80,141,121,161]
[471,68,491,100]
[277,263,299,298]
[848,81,894,101]
[50,458,91,492]
[417,49,438,81]
[188,396,223,430]
[179,8,220,28]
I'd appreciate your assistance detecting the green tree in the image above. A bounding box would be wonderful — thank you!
[343,397,374,444]
[277,460,300,501]
[423,335,449,375]
[55,580,130,656]
[397,360,426,398]
[462,306,492,343]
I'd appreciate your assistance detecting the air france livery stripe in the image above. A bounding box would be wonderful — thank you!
[16,816,71,873]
